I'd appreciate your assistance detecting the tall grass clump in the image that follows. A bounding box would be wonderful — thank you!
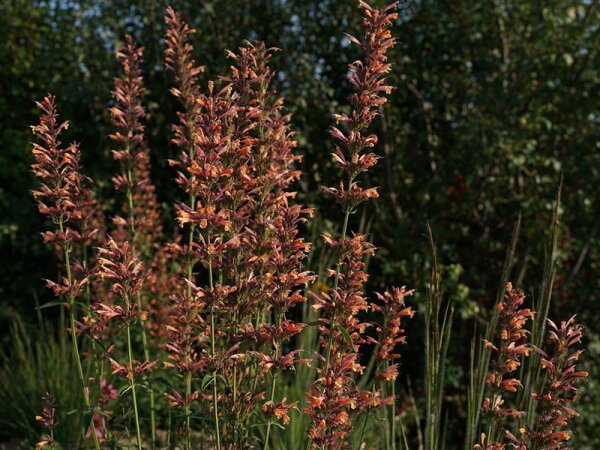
[25,2,590,449]
[0,316,81,448]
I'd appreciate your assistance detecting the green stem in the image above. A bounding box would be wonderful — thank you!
[208,254,222,450]
[126,315,143,450]
[383,381,391,450]
[126,166,157,447]
[182,193,196,450]
[264,305,281,450]
[184,371,192,450]
[358,409,371,449]
[323,204,351,371]
[263,374,278,450]
[391,377,397,450]
[167,408,172,449]
[59,220,100,450]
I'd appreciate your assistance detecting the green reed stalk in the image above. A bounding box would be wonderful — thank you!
[465,214,521,449]
[519,179,562,429]
[391,366,397,450]
[424,225,454,450]
[358,389,374,450]
[263,373,278,450]
[383,380,391,450]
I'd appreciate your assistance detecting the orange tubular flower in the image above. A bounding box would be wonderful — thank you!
[520,316,588,449]
[374,287,416,381]
[476,283,534,449]
[31,95,101,298]
[35,393,58,450]
[483,284,533,418]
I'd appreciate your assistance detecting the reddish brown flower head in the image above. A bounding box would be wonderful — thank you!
[323,181,379,213]
[110,35,162,250]
[482,283,534,419]
[306,233,378,447]
[97,236,144,300]
[473,432,511,450]
[35,393,58,450]
[374,286,415,381]
[326,0,398,187]
[31,95,104,305]
[110,35,145,167]
[31,95,91,242]
[164,6,205,153]
[35,392,57,430]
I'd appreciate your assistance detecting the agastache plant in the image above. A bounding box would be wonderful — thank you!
[35,393,58,450]
[304,2,412,448]
[475,284,534,449]
[96,237,155,449]
[163,7,207,447]
[31,96,102,449]
[512,316,589,450]
[110,35,163,253]
[164,10,314,445]
[109,34,161,445]
[220,40,314,449]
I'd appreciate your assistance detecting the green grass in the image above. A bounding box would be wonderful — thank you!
[0,314,82,448]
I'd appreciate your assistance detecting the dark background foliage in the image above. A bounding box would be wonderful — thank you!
[1,0,598,447]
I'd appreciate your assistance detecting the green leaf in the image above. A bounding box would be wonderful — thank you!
[201,374,214,391]
[338,325,355,351]
[36,300,66,310]
[118,384,132,397]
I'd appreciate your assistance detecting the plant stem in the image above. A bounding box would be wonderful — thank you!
[183,371,192,450]
[383,380,391,450]
[323,201,351,371]
[125,313,143,450]
[183,195,196,450]
[391,376,397,450]
[263,305,282,450]
[263,373,278,450]
[208,251,222,450]
[167,408,172,449]
[59,219,101,450]
[126,165,157,447]
[359,408,371,449]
